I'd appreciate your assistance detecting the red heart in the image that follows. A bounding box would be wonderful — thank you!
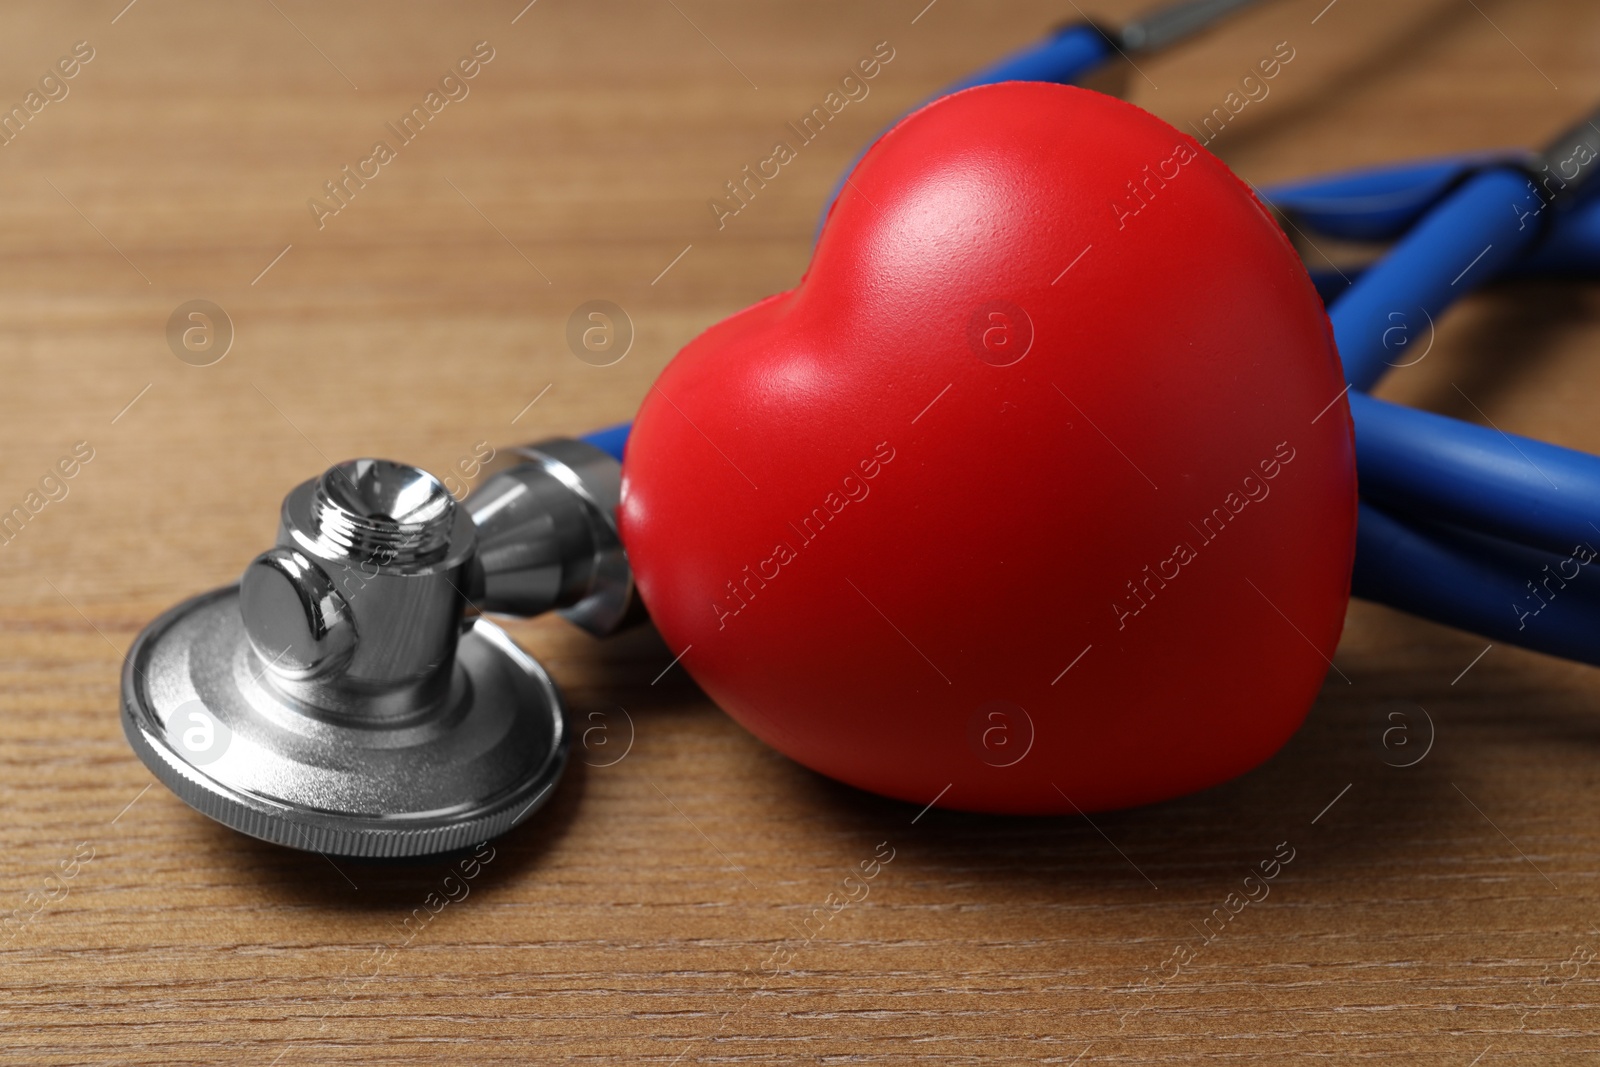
[620,83,1356,814]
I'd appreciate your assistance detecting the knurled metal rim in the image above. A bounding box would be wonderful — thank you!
[121,597,569,859]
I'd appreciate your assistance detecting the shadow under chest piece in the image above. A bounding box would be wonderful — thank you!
[121,439,634,858]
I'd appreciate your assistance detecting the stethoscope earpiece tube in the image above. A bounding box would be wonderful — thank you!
[1265,153,1526,243]
[1348,391,1600,663]
[1354,502,1600,666]
[1351,391,1600,560]
[1330,167,1544,392]
[1269,154,1600,278]
[1329,103,1600,394]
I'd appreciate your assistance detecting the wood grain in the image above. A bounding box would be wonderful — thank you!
[3,0,1600,1062]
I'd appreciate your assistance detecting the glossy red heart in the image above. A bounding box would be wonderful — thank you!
[619,82,1356,814]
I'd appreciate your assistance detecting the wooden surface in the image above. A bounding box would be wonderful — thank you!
[3,0,1600,1062]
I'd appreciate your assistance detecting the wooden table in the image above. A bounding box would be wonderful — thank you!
[3,1,1599,1062]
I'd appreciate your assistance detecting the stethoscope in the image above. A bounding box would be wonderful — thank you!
[120,0,1600,859]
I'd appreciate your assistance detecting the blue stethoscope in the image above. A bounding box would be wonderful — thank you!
[580,5,1600,668]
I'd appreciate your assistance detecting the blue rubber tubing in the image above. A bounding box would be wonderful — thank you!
[1330,167,1546,391]
[580,423,630,462]
[1262,153,1600,276]
[1261,154,1519,242]
[1353,501,1600,665]
[1351,391,1600,560]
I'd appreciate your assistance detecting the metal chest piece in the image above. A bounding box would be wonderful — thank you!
[122,439,633,859]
